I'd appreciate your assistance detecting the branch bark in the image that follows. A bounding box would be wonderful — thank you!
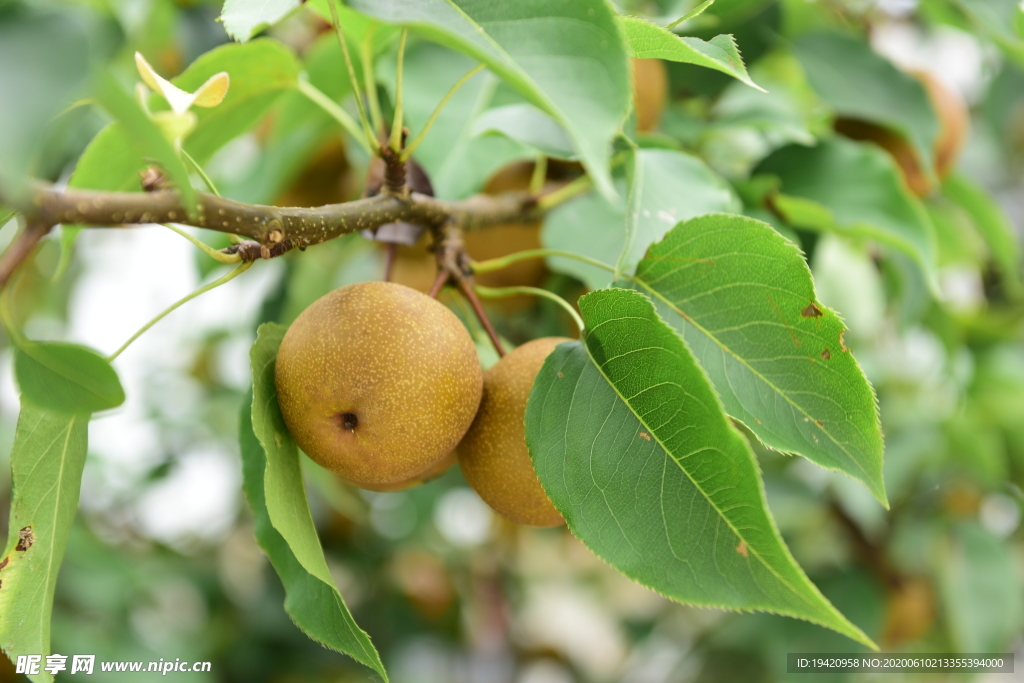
[11,183,540,253]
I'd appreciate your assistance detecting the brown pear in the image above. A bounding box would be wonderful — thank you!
[275,281,483,488]
[457,337,570,527]
[632,57,668,133]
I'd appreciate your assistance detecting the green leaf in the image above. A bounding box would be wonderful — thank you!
[757,138,937,285]
[943,172,1022,294]
[792,32,939,177]
[630,213,886,503]
[247,324,387,680]
[619,15,764,92]
[92,71,198,216]
[0,10,91,190]
[939,523,1024,652]
[525,288,875,648]
[0,404,89,683]
[220,0,302,42]
[470,104,575,160]
[345,0,631,201]
[72,40,301,199]
[14,341,125,414]
[176,40,301,165]
[543,148,737,289]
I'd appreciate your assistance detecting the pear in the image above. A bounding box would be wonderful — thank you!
[457,337,570,527]
[275,281,482,488]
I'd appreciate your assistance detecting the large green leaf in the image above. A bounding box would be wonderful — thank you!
[544,147,737,288]
[619,15,763,92]
[247,324,387,680]
[345,0,631,200]
[0,404,89,683]
[176,40,301,164]
[630,213,886,503]
[72,41,300,193]
[14,341,124,415]
[756,138,937,285]
[221,0,302,41]
[792,32,939,176]
[525,288,874,647]
[471,103,575,160]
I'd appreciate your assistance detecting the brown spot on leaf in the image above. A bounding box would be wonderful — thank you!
[639,432,651,441]
[557,372,564,378]
[15,526,34,551]
[815,420,824,428]
[821,348,831,360]
[736,540,748,557]
[0,557,8,571]
[840,331,849,352]
[801,302,822,318]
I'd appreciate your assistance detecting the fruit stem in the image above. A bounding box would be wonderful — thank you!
[327,0,378,154]
[107,260,253,362]
[457,278,506,357]
[471,249,615,276]
[389,29,408,154]
[162,223,241,263]
[383,242,397,282]
[427,270,449,299]
[401,64,485,163]
[474,284,584,337]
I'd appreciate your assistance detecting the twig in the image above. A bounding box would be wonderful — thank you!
[9,184,541,252]
[0,221,51,290]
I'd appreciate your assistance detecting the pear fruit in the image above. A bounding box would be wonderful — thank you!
[355,451,457,493]
[275,281,483,488]
[632,57,668,132]
[457,337,570,527]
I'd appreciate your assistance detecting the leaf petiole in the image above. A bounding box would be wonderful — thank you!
[666,0,716,29]
[162,223,241,263]
[181,147,221,197]
[107,260,253,362]
[389,29,408,153]
[401,64,485,162]
[472,248,616,276]
[360,25,385,137]
[296,79,372,157]
[327,0,378,154]
[474,284,584,335]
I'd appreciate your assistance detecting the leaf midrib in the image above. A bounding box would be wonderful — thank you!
[631,275,876,490]
[579,323,820,612]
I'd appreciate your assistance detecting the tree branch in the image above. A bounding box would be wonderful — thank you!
[0,220,52,289]
[8,183,542,257]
